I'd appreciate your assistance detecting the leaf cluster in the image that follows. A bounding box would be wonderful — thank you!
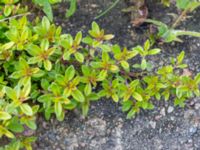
[0,1,200,149]
[0,0,27,18]
[0,17,200,149]
[32,0,77,21]
[149,0,200,43]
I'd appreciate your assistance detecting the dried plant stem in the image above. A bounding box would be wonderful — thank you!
[172,9,188,28]
[94,0,120,20]
[0,12,31,23]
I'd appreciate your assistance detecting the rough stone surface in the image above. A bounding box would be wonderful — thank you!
[167,106,174,114]
[7,0,200,149]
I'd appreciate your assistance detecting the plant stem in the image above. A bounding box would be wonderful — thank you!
[176,30,200,37]
[172,9,188,28]
[0,12,31,23]
[94,0,120,20]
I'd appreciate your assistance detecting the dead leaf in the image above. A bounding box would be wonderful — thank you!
[133,5,148,26]
[124,0,148,26]
[182,69,192,76]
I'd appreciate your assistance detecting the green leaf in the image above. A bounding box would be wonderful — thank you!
[188,2,200,11]
[74,31,82,45]
[28,57,41,64]
[65,65,75,81]
[9,71,23,79]
[81,65,90,76]
[163,91,170,101]
[141,58,147,70]
[82,36,93,44]
[92,22,100,35]
[90,62,102,68]
[18,58,29,70]
[176,88,182,99]
[32,70,45,78]
[49,82,61,96]
[88,93,99,101]
[97,70,107,81]
[4,5,12,16]
[174,98,185,107]
[176,0,190,9]
[132,92,143,101]
[57,111,65,121]
[0,111,11,120]
[175,30,200,38]
[126,108,136,119]
[33,1,53,22]
[49,0,62,4]
[144,40,150,51]
[38,94,52,104]
[104,34,114,40]
[147,103,155,110]
[84,83,92,96]
[5,87,18,101]
[20,103,33,116]
[112,94,119,102]
[41,39,49,51]
[120,61,129,70]
[19,77,31,87]
[148,48,161,55]
[0,125,14,138]
[110,65,119,73]
[161,0,171,7]
[74,52,84,63]
[128,50,139,59]
[25,120,37,130]
[155,93,161,100]
[7,117,24,133]
[41,79,50,90]
[55,74,66,86]
[122,101,133,112]
[195,73,200,83]
[44,60,52,71]
[42,16,51,30]
[82,103,89,116]
[63,51,71,60]
[102,52,109,62]
[177,51,185,64]
[2,42,14,50]
[22,81,31,98]
[133,45,144,54]
[112,44,121,54]
[72,90,85,102]
[65,0,77,18]
[21,28,29,42]
[177,64,187,69]
[64,102,77,110]
[54,102,62,118]
[99,44,111,52]
[130,80,139,88]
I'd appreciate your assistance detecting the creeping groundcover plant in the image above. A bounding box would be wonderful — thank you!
[0,3,200,150]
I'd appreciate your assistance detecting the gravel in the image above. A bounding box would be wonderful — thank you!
[167,106,174,114]
[32,0,200,149]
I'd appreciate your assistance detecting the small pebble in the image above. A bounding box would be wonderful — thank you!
[149,121,156,129]
[167,106,174,113]
[189,127,197,135]
[195,103,200,110]
[170,116,175,121]
[188,139,193,143]
[160,108,166,116]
